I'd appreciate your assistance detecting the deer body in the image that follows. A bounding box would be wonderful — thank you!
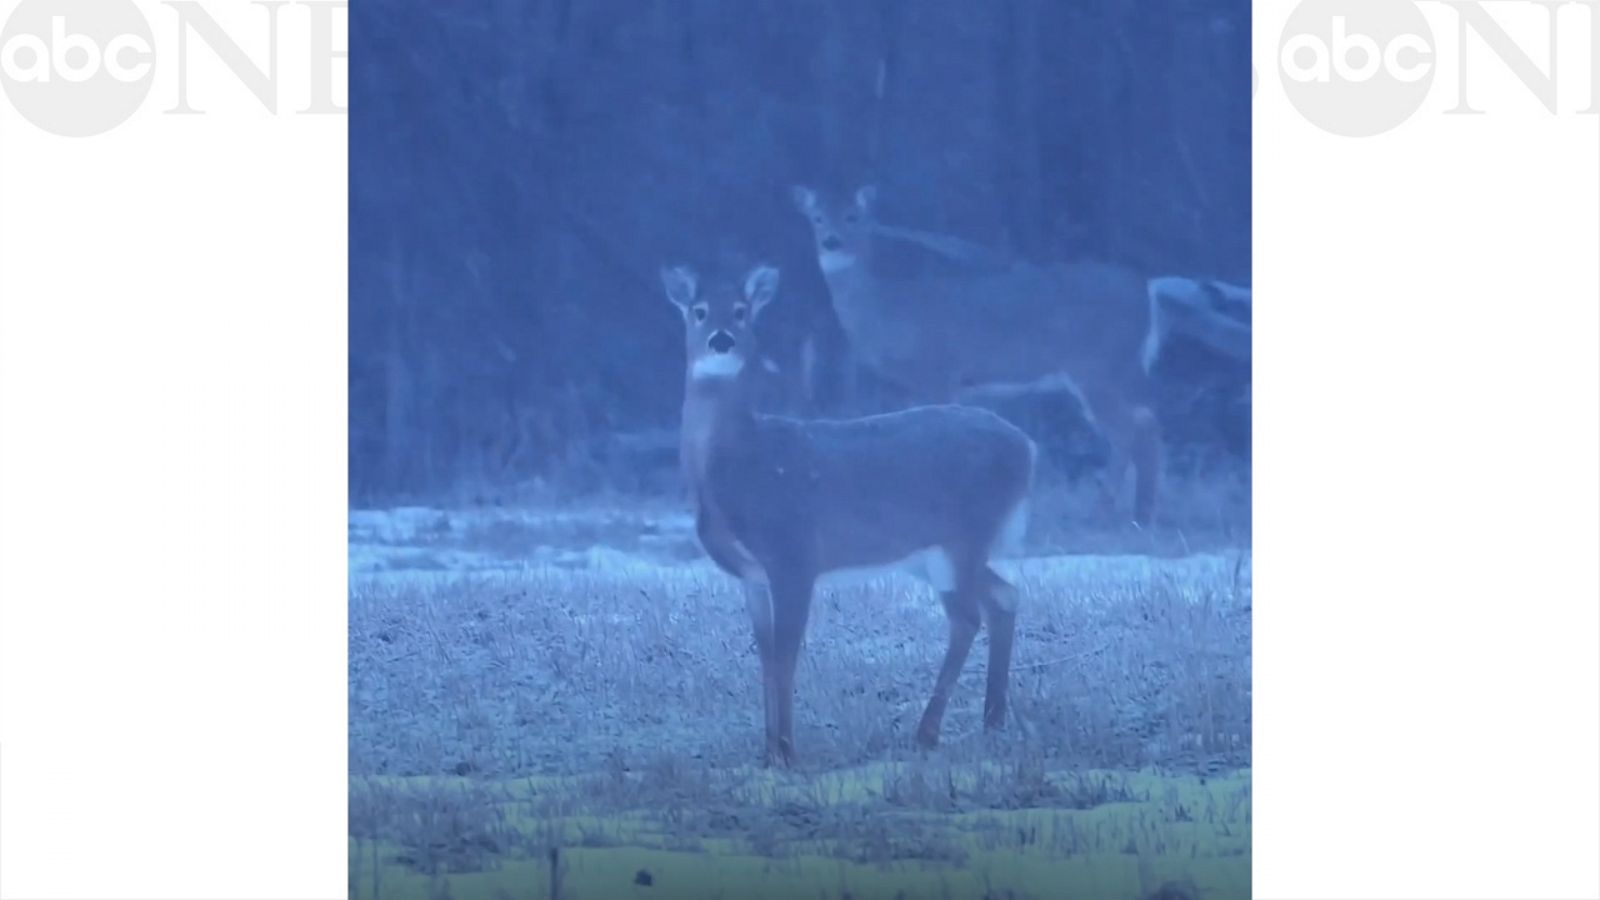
[664,263,1034,765]
[795,186,1166,525]
[821,255,1155,400]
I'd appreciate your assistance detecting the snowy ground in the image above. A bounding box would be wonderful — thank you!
[348,497,1251,899]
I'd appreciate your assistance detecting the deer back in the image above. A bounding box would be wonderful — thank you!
[834,256,1153,398]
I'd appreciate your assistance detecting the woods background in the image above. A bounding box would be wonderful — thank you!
[349,0,1252,502]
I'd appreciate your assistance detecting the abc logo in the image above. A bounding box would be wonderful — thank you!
[0,0,155,137]
[1279,0,1436,137]
[1282,16,1433,85]
[2,16,152,84]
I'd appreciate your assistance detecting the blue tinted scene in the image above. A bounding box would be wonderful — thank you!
[350,3,1251,898]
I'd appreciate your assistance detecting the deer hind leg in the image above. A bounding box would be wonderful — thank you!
[1127,405,1163,528]
[916,554,983,748]
[979,566,1019,731]
[1095,445,1131,524]
[1086,389,1164,528]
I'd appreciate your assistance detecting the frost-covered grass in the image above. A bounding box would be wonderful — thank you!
[349,488,1250,899]
[348,468,1250,579]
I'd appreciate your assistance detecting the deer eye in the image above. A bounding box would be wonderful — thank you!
[731,304,748,323]
[692,304,709,323]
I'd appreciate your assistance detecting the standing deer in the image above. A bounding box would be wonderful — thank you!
[662,261,1035,766]
[793,185,1250,527]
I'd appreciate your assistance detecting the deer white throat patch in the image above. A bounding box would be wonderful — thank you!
[818,251,858,274]
[692,354,745,379]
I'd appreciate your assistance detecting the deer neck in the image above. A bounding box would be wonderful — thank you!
[818,251,880,333]
[680,371,757,491]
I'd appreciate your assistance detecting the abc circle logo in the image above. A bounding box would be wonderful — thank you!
[1279,0,1436,137]
[0,0,155,137]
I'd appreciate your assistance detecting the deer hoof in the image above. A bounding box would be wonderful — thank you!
[765,739,796,769]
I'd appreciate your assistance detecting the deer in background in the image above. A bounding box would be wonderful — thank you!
[1143,275,1251,371]
[663,261,1035,766]
[793,185,1251,528]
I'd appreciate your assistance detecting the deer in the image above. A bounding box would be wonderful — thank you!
[661,261,1036,766]
[1143,275,1251,371]
[792,185,1251,528]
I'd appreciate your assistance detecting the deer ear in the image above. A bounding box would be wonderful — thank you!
[744,265,780,317]
[791,185,818,215]
[854,185,877,214]
[660,265,696,312]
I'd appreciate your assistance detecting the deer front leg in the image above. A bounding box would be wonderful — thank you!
[742,574,782,763]
[766,571,815,766]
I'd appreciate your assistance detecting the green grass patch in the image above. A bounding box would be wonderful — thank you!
[350,767,1249,900]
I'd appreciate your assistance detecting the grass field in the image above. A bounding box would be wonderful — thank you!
[349,485,1251,899]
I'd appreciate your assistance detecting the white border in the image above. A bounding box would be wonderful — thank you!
[1255,0,1600,897]
[0,2,347,897]
[0,0,1595,898]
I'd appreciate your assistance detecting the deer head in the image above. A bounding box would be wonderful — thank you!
[661,263,781,381]
[791,185,877,275]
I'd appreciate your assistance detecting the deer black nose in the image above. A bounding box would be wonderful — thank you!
[707,330,735,354]
[821,236,843,252]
